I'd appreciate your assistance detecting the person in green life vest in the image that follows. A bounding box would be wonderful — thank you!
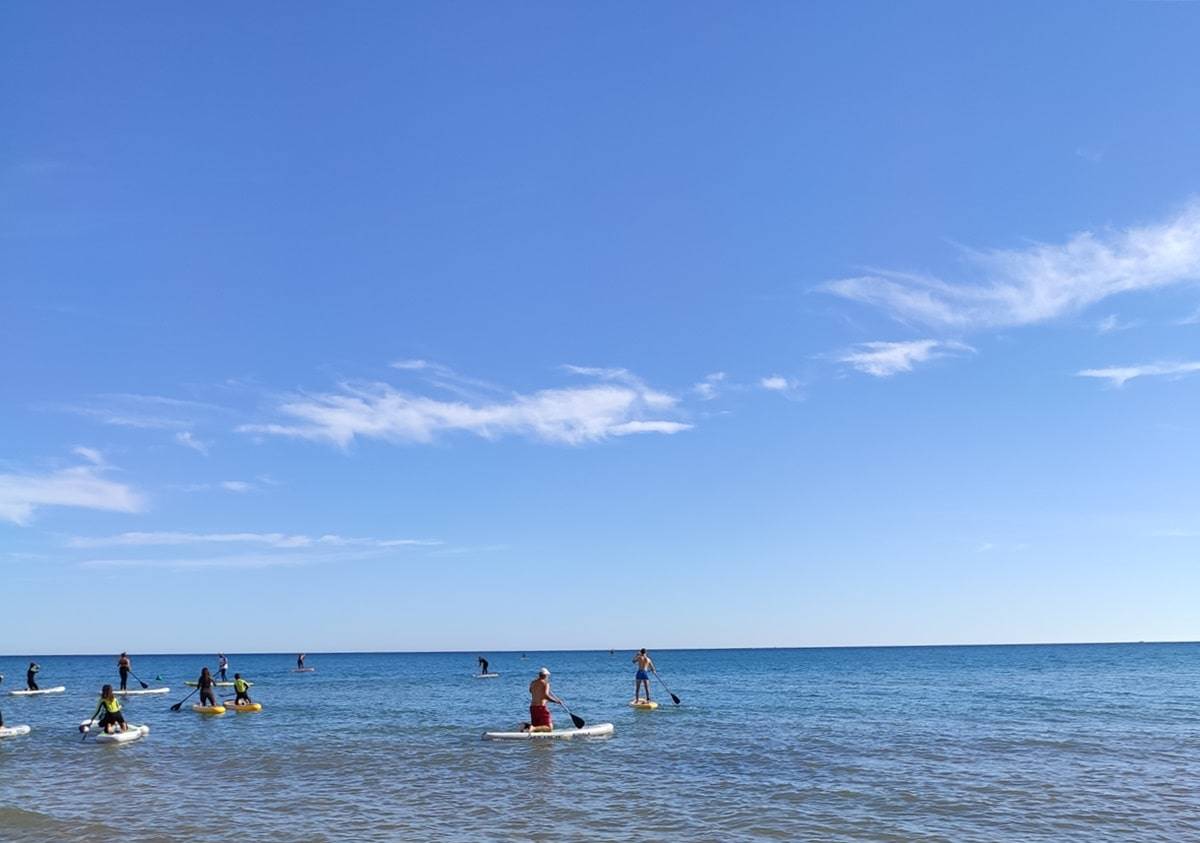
[232,673,253,705]
[91,684,128,734]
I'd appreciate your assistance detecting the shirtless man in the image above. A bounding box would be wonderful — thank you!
[633,648,655,703]
[521,667,561,732]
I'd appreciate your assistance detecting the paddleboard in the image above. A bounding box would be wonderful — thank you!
[185,681,250,687]
[93,725,150,744]
[8,686,65,696]
[114,687,170,696]
[629,700,659,710]
[483,723,614,741]
[225,701,262,712]
[292,668,316,673]
[0,725,31,738]
[192,704,226,715]
[474,673,501,679]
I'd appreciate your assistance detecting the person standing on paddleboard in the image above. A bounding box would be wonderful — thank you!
[478,656,490,675]
[117,652,131,691]
[297,653,305,669]
[633,649,656,703]
[26,662,40,691]
[217,653,229,682]
[521,668,562,733]
[197,667,218,707]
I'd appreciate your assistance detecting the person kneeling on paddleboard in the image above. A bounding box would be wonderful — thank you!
[232,674,252,705]
[521,668,561,733]
[92,685,128,734]
[26,662,40,691]
[197,667,218,707]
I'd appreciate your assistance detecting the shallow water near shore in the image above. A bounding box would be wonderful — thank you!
[1,644,1199,841]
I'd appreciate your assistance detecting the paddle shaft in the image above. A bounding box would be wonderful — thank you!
[654,671,681,705]
[553,698,586,729]
[170,687,199,711]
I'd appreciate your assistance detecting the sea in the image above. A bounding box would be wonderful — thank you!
[0,644,1198,841]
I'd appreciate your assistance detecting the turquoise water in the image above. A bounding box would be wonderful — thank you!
[1,644,1199,841]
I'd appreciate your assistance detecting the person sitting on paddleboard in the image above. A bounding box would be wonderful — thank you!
[633,649,655,703]
[478,656,489,675]
[26,662,40,691]
[232,673,252,705]
[117,652,131,691]
[521,668,561,733]
[92,685,128,734]
[297,653,305,669]
[217,653,229,682]
[197,667,218,707]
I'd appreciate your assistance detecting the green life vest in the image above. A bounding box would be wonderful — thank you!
[234,678,248,693]
[100,697,121,714]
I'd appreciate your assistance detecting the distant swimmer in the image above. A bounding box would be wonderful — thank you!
[478,656,490,676]
[633,649,656,703]
[217,653,229,682]
[232,673,253,705]
[26,662,40,691]
[521,668,561,733]
[196,667,218,708]
[90,685,128,735]
[117,652,131,691]
[297,653,306,669]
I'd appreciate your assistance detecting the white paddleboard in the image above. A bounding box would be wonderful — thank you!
[292,668,316,673]
[483,723,614,741]
[474,673,501,679]
[8,686,65,696]
[115,687,170,696]
[0,725,31,738]
[92,724,149,744]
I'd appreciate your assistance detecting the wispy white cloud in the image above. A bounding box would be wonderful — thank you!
[692,372,727,400]
[239,366,690,447]
[1076,360,1200,388]
[72,446,105,466]
[1095,313,1140,334]
[61,393,229,430]
[838,340,974,377]
[72,531,443,569]
[760,375,791,391]
[0,455,145,525]
[825,202,1200,330]
[175,431,211,456]
[1177,308,1200,326]
[68,531,440,549]
[171,479,259,494]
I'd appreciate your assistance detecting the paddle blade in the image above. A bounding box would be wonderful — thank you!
[139,681,149,689]
[670,692,681,705]
[570,712,585,729]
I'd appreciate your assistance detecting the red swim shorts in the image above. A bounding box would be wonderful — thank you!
[529,704,552,728]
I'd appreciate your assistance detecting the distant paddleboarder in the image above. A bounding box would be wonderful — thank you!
[117,653,131,691]
[26,662,40,691]
[521,668,561,733]
[297,653,306,669]
[217,653,229,682]
[633,649,656,703]
[478,656,490,676]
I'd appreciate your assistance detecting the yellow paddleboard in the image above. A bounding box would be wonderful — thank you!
[192,704,226,715]
[629,700,659,710]
[226,702,262,712]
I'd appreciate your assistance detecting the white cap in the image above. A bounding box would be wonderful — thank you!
[539,667,550,676]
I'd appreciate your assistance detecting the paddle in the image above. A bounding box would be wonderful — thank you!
[554,698,586,729]
[80,708,101,742]
[129,670,150,690]
[654,671,681,705]
[170,687,199,711]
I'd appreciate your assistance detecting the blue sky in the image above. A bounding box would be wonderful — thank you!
[3,3,1200,654]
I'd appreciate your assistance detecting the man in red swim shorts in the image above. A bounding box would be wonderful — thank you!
[522,667,562,732]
